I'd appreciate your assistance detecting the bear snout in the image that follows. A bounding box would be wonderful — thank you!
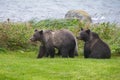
[30,37,35,42]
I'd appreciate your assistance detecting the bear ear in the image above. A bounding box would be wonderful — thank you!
[34,29,38,32]
[86,29,90,34]
[39,30,43,34]
[81,28,83,31]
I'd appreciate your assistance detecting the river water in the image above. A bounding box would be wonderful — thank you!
[0,0,120,23]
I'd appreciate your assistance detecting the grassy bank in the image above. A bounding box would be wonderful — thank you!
[0,19,120,80]
[0,51,120,80]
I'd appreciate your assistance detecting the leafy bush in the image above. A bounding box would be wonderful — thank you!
[0,22,34,50]
[32,19,79,29]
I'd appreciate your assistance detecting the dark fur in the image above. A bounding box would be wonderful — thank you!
[77,28,111,59]
[37,46,46,58]
[30,29,78,58]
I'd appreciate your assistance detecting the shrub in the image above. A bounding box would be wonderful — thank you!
[32,19,79,29]
[0,22,34,50]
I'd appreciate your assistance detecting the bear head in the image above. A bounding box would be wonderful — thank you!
[30,29,44,42]
[77,28,91,42]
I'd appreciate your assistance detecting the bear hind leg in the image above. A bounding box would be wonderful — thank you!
[89,52,101,59]
[46,47,55,58]
[60,49,69,58]
[69,49,74,58]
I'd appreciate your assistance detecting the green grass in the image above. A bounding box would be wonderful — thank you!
[0,51,120,80]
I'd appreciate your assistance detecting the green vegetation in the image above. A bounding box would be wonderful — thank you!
[0,19,120,80]
[0,19,120,55]
[0,51,120,80]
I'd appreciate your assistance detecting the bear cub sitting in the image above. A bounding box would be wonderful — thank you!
[77,28,111,59]
[30,29,78,58]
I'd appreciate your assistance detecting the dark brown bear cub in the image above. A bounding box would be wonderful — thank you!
[30,29,78,58]
[77,28,111,59]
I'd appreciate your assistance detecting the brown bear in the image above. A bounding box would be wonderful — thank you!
[30,29,78,58]
[77,28,111,59]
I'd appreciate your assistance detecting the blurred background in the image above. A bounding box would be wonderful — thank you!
[0,0,120,23]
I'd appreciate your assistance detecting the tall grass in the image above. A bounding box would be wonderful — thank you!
[0,22,34,50]
[0,19,120,55]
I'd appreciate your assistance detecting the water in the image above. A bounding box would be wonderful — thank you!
[0,0,120,23]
